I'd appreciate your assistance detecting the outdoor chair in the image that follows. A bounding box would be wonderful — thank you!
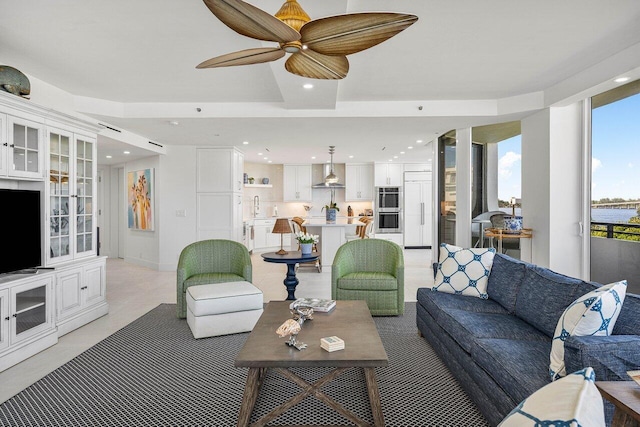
[176,239,252,318]
[332,238,404,316]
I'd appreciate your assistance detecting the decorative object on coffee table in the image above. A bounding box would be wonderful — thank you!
[275,318,307,350]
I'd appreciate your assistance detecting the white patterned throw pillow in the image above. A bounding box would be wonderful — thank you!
[549,280,627,381]
[499,367,605,427]
[432,243,496,299]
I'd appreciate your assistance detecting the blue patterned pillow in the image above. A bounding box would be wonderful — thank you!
[499,367,604,427]
[550,280,627,380]
[433,243,496,299]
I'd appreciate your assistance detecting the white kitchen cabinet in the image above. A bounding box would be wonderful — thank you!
[252,219,291,251]
[345,163,374,201]
[47,127,97,264]
[404,172,433,248]
[196,147,244,242]
[374,163,404,186]
[0,273,58,372]
[283,164,312,202]
[54,257,108,336]
[0,112,45,180]
[372,233,404,246]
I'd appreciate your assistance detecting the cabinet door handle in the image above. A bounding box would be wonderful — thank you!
[81,286,88,290]
[9,144,15,148]
[4,317,9,321]
[2,142,7,146]
[12,314,17,318]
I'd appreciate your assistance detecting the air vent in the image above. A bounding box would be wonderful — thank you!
[148,141,163,148]
[98,123,122,133]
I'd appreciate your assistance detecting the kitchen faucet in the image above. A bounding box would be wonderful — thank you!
[253,195,260,217]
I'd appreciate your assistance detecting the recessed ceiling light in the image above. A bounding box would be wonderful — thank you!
[614,77,630,83]
[393,155,398,159]
[243,141,249,145]
[349,155,354,159]
[258,152,263,156]
[106,155,112,159]
[388,159,393,162]
[268,160,272,163]
[263,157,268,160]
[416,139,423,143]
[303,83,314,89]
[400,151,405,154]
[169,121,179,126]
[124,151,130,154]
[311,156,316,159]
[408,146,413,150]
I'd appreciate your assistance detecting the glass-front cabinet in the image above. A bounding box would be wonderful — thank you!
[0,115,43,180]
[47,127,96,264]
[10,277,54,345]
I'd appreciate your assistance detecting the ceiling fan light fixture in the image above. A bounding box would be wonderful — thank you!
[274,0,311,32]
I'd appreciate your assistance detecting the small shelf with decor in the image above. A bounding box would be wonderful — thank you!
[244,184,273,188]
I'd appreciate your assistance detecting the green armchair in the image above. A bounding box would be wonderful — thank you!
[176,239,252,318]
[331,238,404,316]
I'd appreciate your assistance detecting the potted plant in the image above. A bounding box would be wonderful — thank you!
[321,191,339,223]
[295,232,319,255]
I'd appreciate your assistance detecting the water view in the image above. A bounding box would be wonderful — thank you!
[591,208,638,223]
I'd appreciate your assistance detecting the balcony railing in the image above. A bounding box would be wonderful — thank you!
[591,221,640,241]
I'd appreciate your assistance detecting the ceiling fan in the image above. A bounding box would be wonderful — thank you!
[197,0,418,79]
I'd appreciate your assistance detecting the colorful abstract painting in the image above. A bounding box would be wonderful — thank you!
[127,168,154,231]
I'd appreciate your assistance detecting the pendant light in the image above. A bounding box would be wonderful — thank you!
[325,146,338,184]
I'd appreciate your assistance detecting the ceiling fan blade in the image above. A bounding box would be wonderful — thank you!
[301,13,418,56]
[203,0,300,43]
[285,50,349,80]
[196,47,285,68]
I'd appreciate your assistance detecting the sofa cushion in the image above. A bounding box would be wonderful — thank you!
[184,273,246,290]
[613,292,640,335]
[474,338,552,405]
[433,243,496,299]
[439,307,548,354]
[487,254,529,313]
[498,367,604,427]
[337,272,398,291]
[515,266,596,338]
[550,280,627,380]
[417,288,508,324]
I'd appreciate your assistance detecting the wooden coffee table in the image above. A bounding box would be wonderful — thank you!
[596,381,640,426]
[234,300,388,427]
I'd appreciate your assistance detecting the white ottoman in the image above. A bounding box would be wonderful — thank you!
[186,281,263,339]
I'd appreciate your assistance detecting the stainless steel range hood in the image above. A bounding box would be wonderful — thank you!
[312,163,345,188]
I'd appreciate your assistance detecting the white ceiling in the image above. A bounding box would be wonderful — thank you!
[1,0,640,165]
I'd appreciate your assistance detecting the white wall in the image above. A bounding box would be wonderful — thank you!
[158,145,198,271]
[521,102,585,277]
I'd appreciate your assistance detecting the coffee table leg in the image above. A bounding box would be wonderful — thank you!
[364,367,385,427]
[237,367,266,427]
[283,262,299,300]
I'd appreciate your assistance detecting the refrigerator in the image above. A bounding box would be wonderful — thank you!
[404,172,433,248]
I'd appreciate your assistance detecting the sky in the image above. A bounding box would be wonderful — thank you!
[497,91,640,202]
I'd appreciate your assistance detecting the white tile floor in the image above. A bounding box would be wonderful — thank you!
[0,248,432,404]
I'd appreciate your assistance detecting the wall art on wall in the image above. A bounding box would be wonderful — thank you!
[128,168,154,231]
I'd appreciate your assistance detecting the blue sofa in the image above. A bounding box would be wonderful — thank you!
[416,253,640,426]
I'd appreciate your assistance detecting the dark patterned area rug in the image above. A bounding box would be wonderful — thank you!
[0,303,489,426]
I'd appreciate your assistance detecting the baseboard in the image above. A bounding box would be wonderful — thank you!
[0,330,58,373]
[57,302,110,337]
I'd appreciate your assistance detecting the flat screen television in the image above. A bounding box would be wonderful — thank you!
[0,189,42,275]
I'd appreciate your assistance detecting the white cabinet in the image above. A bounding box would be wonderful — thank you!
[196,147,244,242]
[372,233,404,246]
[0,273,58,372]
[345,163,374,201]
[283,164,312,202]
[47,127,97,264]
[0,113,45,180]
[404,172,433,248]
[253,219,291,251]
[374,163,404,186]
[55,257,108,336]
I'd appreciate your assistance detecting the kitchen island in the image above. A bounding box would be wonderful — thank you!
[301,217,366,267]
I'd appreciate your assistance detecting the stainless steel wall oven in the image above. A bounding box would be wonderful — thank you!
[375,187,402,233]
